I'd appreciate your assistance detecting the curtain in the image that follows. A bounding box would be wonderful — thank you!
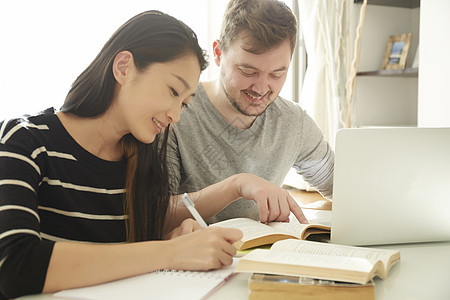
[298,0,369,140]
[299,0,340,148]
[284,0,345,190]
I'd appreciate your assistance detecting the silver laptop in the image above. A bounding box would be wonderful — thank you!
[330,127,450,246]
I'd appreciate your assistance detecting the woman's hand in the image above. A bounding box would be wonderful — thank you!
[233,173,308,224]
[164,218,202,240]
[165,227,242,271]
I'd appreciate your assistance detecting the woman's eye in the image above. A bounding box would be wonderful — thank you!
[171,88,179,97]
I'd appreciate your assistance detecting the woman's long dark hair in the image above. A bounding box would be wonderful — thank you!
[60,11,208,242]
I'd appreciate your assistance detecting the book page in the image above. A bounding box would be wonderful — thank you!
[242,249,375,272]
[212,218,296,241]
[212,218,330,243]
[236,249,376,284]
[271,239,399,270]
[267,220,309,237]
[267,218,330,239]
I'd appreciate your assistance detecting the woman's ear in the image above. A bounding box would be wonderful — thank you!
[113,51,134,85]
[212,40,222,66]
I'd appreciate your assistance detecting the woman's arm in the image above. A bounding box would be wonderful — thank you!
[165,173,307,231]
[43,225,242,293]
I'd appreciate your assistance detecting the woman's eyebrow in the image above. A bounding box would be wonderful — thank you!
[171,73,196,97]
[172,74,191,90]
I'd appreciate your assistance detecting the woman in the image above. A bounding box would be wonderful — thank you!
[0,10,305,299]
[0,11,238,298]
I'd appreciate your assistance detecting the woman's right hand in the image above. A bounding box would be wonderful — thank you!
[165,227,242,271]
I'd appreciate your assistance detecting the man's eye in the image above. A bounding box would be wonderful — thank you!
[270,71,285,79]
[171,88,179,97]
[240,69,256,77]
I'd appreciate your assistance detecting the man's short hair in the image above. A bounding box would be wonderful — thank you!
[219,0,297,54]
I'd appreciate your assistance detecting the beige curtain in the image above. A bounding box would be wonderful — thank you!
[299,0,342,148]
[298,0,367,144]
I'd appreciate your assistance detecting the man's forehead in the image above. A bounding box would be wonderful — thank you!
[230,45,292,72]
[230,31,293,55]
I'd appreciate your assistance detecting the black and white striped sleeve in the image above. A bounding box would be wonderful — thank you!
[0,118,54,298]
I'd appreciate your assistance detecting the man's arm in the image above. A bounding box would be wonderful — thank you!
[293,112,334,200]
[165,173,308,232]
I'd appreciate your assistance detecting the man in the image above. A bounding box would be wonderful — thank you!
[167,0,334,224]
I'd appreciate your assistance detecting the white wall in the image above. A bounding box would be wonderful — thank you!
[0,0,209,120]
[0,0,295,121]
[418,0,450,127]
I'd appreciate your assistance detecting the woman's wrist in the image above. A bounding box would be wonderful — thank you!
[145,239,174,270]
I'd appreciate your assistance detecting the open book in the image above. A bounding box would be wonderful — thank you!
[235,239,400,284]
[211,217,330,250]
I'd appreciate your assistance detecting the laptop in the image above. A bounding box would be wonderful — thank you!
[330,127,450,246]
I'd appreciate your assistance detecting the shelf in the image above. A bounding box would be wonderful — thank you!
[356,68,418,77]
[354,0,420,8]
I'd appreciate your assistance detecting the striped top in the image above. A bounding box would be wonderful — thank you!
[0,108,127,298]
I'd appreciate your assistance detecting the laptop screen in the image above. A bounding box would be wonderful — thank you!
[331,127,450,246]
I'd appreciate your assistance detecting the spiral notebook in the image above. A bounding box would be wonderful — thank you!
[53,259,238,300]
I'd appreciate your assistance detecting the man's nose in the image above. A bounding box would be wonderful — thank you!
[251,74,270,96]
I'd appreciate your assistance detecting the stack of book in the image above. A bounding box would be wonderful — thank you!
[235,238,400,299]
[211,218,400,299]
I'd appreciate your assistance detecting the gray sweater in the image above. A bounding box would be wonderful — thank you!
[167,84,334,223]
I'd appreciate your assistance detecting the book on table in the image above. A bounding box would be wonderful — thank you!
[235,239,400,285]
[248,274,375,300]
[210,217,330,250]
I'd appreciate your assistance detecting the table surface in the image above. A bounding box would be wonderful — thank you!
[210,241,450,300]
[17,191,450,300]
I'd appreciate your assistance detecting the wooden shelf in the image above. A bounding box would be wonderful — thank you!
[357,67,418,77]
[354,0,420,8]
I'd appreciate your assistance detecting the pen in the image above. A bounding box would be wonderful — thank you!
[181,193,208,228]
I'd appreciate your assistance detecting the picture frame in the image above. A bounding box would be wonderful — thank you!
[381,33,412,70]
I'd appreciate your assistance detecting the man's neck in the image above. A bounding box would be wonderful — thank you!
[202,79,256,129]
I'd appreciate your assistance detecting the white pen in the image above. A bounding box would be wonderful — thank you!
[181,193,208,228]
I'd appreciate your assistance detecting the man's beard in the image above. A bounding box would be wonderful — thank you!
[222,82,272,117]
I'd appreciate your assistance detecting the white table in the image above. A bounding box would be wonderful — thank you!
[210,241,450,300]
[18,240,450,300]
[16,208,450,300]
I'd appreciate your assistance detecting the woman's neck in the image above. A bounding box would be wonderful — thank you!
[56,111,125,161]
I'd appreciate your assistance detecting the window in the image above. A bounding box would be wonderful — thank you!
[0,0,298,120]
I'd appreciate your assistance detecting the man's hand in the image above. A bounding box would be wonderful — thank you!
[234,173,308,224]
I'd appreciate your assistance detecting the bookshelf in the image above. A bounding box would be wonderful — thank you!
[354,0,419,9]
[352,1,420,127]
[357,67,418,77]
